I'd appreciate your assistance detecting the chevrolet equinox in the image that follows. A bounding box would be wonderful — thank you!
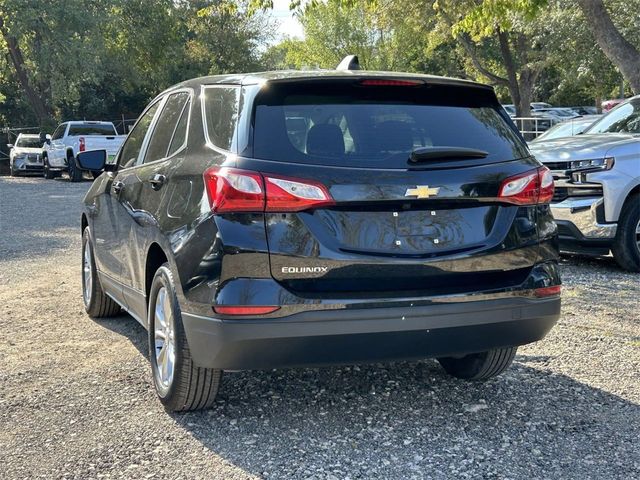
[78,65,561,411]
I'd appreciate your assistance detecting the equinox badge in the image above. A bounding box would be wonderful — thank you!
[282,266,328,274]
[405,185,440,199]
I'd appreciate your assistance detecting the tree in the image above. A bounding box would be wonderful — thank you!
[575,0,640,94]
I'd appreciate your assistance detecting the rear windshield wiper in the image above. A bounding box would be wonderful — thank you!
[409,146,489,163]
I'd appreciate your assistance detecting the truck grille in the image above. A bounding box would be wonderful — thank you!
[552,185,603,203]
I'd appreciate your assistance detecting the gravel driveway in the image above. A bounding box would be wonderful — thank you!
[1,176,639,480]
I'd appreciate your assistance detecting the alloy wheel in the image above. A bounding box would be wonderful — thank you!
[153,287,176,395]
[83,241,93,307]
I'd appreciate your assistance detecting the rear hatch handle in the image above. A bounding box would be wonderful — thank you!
[409,146,488,163]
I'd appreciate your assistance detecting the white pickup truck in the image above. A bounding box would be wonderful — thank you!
[530,95,640,271]
[42,121,126,181]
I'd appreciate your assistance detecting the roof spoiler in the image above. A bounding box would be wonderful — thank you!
[336,55,360,71]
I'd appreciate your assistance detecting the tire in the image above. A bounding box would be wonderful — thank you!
[437,347,517,380]
[148,264,222,411]
[91,171,101,180]
[9,160,18,177]
[68,153,82,182]
[612,193,640,272]
[82,227,121,317]
[43,157,55,179]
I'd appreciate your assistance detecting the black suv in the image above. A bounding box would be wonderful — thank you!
[78,66,561,411]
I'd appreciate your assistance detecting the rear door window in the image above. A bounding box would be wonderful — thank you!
[202,86,240,151]
[143,91,190,163]
[251,81,529,168]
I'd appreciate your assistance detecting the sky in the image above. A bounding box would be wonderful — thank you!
[271,0,304,40]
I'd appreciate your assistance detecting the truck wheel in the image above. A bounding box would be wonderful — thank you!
[612,193,640,272]
[82,227,121,317]
[437,347,517,380]
[68,153,82,182]
[43,157,55,179]
[148,264,222,412]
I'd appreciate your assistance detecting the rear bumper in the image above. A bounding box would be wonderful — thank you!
[550,197,616,254]
[182,296,560,370]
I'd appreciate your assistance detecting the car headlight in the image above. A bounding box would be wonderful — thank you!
[570,157,615,172]
[571,157,614,183]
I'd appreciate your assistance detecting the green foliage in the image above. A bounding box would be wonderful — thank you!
[1,0,638,127]
[0,0,276,126]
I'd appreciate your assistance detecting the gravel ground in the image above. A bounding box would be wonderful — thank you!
[1,176,639,480]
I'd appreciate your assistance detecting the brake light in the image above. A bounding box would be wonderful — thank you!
[79,137,85,152]
[203,167,334,214]
[203,167,264,213]
[359,79,423,86]
[498,166,554,205]
[534,285,561,297]
[213,305,280,315]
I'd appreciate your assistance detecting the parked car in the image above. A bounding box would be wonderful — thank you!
[502,104,516,117]
[530,115,601,143]
[531,102,553,110]
[530,95,640,271]
[537,107,580,120]
[7,133,45,176]
[571,106,598,116]
[42,121,125,181]
[77,65,561,411]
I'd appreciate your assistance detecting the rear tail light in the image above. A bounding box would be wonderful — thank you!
[534,285,561,297]
[204,167,264,213]
[203,167,334,214]
[265,176,334,212]
[213,305,280,315]
[498,166,554,205]
[79,137,86,152]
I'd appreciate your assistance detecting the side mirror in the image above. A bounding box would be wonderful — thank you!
[76,149,107,172]
[7,143,13,148]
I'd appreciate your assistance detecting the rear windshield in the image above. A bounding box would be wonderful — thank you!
[250,81,528,167]
[68,124,116,136]
[16,137,42,148]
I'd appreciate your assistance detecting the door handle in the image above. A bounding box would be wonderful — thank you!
[112,180,125,195]
[149,174,166,190]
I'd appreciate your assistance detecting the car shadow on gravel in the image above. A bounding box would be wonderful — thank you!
[94,313,639,478]
[180,362,639,478]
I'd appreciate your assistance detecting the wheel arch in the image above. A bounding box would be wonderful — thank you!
[609,180,640,221]
[81,213,88,234]
[145,242,169,302]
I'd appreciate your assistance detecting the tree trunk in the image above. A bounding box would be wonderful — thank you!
[0,14,51,124]
[576,0,640,94]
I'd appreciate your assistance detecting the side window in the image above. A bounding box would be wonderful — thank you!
[51,124,66,140]
[119,101,161,169]
[167,99,190,157]
[202,86,240,151]
[143,92,190,163]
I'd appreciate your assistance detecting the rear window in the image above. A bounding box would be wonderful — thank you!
[250,81,528,167]
[68,124,116,136]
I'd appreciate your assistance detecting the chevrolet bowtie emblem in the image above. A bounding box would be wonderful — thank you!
[405,185,440,199]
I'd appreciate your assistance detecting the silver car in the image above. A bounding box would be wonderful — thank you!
[530,96,640,271]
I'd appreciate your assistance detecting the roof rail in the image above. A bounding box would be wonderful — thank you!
[336,55,360,71]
